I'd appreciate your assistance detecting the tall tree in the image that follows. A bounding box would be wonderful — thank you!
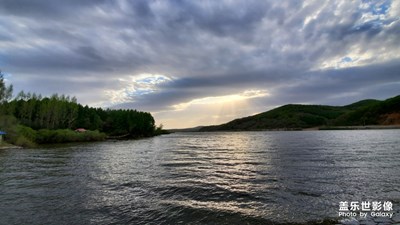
[0,70,13,104]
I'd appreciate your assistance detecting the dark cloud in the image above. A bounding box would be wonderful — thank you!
[113,59,400,113]
[0,0,106,19]
[0,0,399,127]
[251,60,400,107]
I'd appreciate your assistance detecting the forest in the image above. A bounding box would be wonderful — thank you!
[0,71,162,147]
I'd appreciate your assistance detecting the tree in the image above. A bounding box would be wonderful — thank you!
[0,70,13,104]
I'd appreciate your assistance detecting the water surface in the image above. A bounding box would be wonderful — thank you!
[0,130,399,224]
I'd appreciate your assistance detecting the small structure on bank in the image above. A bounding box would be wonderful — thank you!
[75,128,87,133]
[0,131,6,143]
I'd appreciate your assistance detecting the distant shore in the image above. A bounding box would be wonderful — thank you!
[317,125,400,130]
[249,125,400,131]
[176,125,400,132]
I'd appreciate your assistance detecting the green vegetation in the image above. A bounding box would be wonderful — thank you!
[153,124,171,135]
[336,96,400,126]
[0,72,13,104]
[35,129,106,144]
[0,70,165,147]
[200,95,400,131]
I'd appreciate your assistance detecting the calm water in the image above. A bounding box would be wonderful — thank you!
[0,130,399,225]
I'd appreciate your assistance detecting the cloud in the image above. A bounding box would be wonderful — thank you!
[106,74,172,104]
[0,0,399,128]
[268,60,400,105]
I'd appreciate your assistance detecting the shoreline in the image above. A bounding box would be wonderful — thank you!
[317,125,400,130]
[1,133,168,149]
[0,143,23,150]
[192,125,400,132]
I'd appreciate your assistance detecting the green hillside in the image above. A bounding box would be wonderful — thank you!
[336,95,400,126]
[199,95,400,131]
[343,99,381,110]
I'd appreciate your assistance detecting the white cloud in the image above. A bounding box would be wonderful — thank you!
[105,74,172,104]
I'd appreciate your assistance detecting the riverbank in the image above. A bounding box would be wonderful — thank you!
[318,125,400,130]
[190,125,400,132]
[2,129,170,149]
[270,125,400,131]
[0,142,22,149]
[3,127,107,148]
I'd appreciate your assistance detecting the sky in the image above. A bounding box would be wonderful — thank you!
[1,0,399,129]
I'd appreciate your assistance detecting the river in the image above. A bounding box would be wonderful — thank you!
[0,130,399,224]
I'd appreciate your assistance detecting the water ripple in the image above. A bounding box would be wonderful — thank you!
[0,130,399,224]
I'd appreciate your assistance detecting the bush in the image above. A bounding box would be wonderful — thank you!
[0,117,37,147]
[15,136,36,148]
[36,129,106,144]
[17,125,36,141]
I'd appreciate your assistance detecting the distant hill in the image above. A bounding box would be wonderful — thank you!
[199,95,400,131]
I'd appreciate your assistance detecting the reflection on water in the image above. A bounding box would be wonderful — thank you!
[0,130,399,224]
